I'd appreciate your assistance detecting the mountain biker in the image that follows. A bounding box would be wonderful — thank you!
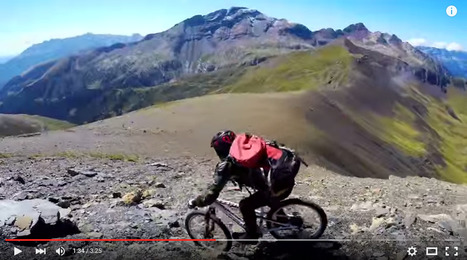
[188,130,302,243]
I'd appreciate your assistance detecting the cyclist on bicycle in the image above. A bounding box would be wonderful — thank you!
[188,130,302,243]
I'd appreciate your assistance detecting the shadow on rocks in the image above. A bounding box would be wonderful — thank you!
[252,241,347,260]
[9,219,80,247]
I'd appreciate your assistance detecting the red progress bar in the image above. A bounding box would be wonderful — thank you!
[5,239,216,242]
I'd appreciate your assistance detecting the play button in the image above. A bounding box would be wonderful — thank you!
[13,247,22,256]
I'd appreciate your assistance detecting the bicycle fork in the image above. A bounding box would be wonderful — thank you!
[204,207,216,238]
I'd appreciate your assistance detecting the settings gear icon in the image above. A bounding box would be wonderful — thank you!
[407,246,417,256]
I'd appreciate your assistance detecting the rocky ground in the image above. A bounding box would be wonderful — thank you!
[0,155,466,260]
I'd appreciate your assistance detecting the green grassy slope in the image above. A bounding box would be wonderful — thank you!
[223,45,352,92]
[5,41,464,183]
[0,114,74,137]
[99,42,467,183]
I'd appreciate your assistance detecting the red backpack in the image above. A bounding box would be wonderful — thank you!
[229,133,283,169]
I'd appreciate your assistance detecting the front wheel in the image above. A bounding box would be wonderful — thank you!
[266,198,327,239]
[185,210,232,251]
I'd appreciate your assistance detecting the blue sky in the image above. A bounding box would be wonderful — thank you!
[0,0,466,56]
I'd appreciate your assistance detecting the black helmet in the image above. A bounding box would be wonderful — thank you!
[211,130,236,160]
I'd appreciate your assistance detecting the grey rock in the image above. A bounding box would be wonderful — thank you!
[403,213,417,228]
[82,171,98,177]
[57,200,71,208]
[418,214,453,223]
[57,181,67,187]
[86,232,103,239]
[396,251,407,260]
[407,194,420,200]
[456,204,467,214]
[12,191,30,200]
[438,221,453,233]
[68,168,98,177]
[143,199,166,210]
[349,223,364,234]
[78,223,94,233]
[375,207,390,218]
[48,197,60,203]
[0,199,74,237]
[427,227,445,234]
[59,208,72,219]
[6,216,16,226]
[350,201,375,211]
[67,168,80,176]
[17,229,31,237]
[328,216,341,227]
[369,217,385,232]
[155,182,166,188]
[112,192,122,198]
[168,220,180,228]
[130,223,139,229]
[13,175,25,184]
[150,162,169,167]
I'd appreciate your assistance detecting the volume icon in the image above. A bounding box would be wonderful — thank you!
[56,247,65,256]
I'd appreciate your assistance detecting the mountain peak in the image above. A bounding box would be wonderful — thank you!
[226,6,258,16]
[343,23,369,33]
[388,34,402,44]
[182,7,264,28]
[214,6,263,22]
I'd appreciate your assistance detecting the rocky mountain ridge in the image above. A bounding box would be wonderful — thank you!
[0,33,143,88]
[0,7,448,124]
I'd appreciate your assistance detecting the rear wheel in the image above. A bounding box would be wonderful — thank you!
[266,198,327,239]
[185,210,232,251]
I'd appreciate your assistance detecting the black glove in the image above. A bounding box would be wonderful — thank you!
[188,199,197,209]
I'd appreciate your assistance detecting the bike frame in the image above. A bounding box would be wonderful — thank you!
[207,198,297,234]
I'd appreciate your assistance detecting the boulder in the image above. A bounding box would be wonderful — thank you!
[456,204,467,214]
[418,214,453,223]
[0,199,77,238]
[150,162,169,167]
[143,199,166,209]
[375,207,390,218]
[350,201,375,211]
[403,212,417,228]
[155,182,166,188]
[121,190,143,205]
[67,168,98,177]
[13,175,25,184]
[369,217,385,232]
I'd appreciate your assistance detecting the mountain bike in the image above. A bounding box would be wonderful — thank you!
[185,197,327,252]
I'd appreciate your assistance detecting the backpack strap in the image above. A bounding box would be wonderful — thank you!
[267,141,309,168]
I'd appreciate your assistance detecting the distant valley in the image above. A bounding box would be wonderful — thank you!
[418,46,467,79]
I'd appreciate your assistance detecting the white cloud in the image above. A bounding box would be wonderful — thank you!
[446,42,463,51]
[407,38,427,46]
[431,42,447,49]
[406,38,464,51]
